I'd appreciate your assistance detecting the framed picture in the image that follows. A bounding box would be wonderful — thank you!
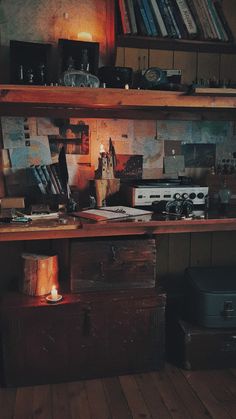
[49,122,90,163]
[115,154,143,179]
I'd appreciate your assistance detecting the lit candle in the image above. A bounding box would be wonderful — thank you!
[51,285,58,301]
[99,143,106,155]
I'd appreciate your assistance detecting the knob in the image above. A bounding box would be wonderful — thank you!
[174,193,181,200]
[197,192,204,199]
[189,192,196,200]
[182,193,188,199]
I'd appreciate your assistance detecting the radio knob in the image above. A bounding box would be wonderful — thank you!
[174,193,181,200]
[182,193,189,199]
[189,192,196,200]
[197,192,204,199]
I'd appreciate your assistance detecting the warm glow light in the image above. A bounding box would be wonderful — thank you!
[99,143,106,154]
[77,31,93,41]
[51,285,58,301]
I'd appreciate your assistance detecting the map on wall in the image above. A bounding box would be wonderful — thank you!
[133,120,164,179]
[1,117,25,148]
[9,136,52,169]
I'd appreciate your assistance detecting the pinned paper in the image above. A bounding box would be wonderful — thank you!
[164,155,185,175]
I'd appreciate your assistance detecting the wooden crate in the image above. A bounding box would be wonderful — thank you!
[70,237,156,292]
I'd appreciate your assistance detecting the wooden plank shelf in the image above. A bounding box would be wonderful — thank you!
[116,35,236,54]
[1,85,236,119]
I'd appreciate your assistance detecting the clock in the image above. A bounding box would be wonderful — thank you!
[141,67,167,89]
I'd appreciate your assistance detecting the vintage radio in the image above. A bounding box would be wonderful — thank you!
[125,181,209,208]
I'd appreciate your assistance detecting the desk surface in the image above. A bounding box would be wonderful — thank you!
[0,212,236,241]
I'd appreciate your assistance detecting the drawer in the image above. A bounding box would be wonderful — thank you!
[70,237,156,292]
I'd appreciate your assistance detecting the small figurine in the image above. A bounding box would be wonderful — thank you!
[95,138,116,180]
[26,68,34,84]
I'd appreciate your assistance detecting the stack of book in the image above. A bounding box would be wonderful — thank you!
[29,163,65,196]
[118,0,233,42]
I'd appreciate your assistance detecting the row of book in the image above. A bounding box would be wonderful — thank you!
[118,0,234,42]
[29,163,65,195]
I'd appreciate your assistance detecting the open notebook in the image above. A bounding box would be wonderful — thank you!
[73,206,153,222]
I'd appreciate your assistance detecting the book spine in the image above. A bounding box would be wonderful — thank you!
[198,0,218,39]
[213,0,234,42]
[206,0,228,41]
[30,166,47,194]
[35,165,49,192]
[193,0,212,39]
[126,0,138,34]
[51,163,64,195]
[158,0,178,37]
[186,0,207,40]
[175,0,198,35]
[171,0,190,39]
[118,0,131,34]
[136,0,153,36]
[165,0,182,39]
[46,165,60,194]
[41,164,57,194]
[150,0,168,37]
[141,0,159,36]
[133,0,148,35]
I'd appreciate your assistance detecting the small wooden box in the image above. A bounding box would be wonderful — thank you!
[70,237,156,292]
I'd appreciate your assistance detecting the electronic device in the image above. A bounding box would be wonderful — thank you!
[98,66,133,88]
[140,68,182,90]
[125,182,209,208]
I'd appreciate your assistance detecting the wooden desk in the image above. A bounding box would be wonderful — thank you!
[0,215,236,241]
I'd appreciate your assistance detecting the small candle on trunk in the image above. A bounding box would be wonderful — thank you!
[51,285,58,301]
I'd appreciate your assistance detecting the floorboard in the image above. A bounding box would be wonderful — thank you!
[1,364,236,419]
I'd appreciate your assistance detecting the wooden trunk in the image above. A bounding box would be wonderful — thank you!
[0,289,166,387]
[21,253,59,296]
[70,237,156,292]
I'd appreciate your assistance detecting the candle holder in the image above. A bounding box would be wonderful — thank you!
[46,285,63,303]
[46,294,63,303]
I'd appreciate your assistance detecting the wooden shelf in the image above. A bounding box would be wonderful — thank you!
[116,35,236,54]
[1,85,236,119]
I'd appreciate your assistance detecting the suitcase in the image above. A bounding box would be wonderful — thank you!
[167,318,236,370]
[185,266,236,328]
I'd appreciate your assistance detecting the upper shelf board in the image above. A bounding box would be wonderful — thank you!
[1,85,236,117]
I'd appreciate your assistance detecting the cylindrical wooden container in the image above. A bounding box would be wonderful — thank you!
[21,253,59,296]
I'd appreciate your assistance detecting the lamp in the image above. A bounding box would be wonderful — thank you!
[77,32,93,42]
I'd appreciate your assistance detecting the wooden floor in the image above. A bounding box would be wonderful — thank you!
[1,364,236,419]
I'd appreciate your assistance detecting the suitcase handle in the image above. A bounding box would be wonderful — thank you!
[222,301,234,319]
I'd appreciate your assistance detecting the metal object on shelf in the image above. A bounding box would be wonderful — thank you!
[61,70,99,88]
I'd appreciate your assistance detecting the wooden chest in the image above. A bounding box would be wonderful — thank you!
[0,289,166,386]
[70,237,156,292]
[167,318,236,370]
